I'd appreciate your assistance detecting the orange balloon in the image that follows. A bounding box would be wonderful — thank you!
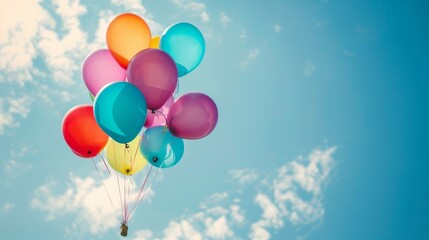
[106,13,151,69]
[150,36,160,49]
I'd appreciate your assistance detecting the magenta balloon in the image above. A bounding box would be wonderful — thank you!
[127,49,178,110]
[167,93,218,139]
[82,49,126,96]
[145,95,174,128]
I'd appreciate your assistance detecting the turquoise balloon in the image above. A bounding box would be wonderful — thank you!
[140,126,184,168]
[160,22,205,77]
[94,82,147,144]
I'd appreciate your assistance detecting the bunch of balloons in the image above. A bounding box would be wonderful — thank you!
[61,12,218,236]
[62,12,218,171]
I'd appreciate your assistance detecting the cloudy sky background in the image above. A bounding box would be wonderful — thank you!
[0,0,428,239]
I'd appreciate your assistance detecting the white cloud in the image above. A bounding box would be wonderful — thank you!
[132,229,154,240]
[230,205,245,224]
[31,171,156,235]
[249,221,271,240]
[274,24,282,33]
[171,0,210,22]
[0,97,33,134]
[0,0,52,85]
[220,12,231,28]
[163,220,203,240]
[229,168,259,184]
[2,203,15,211]
[205,216,234,239]
[255,193,283,228]
[304,61,316,76]
[32,146,336,239]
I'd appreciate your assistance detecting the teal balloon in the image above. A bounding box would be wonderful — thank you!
[94,82,147,144]
[160,22,205,77]
[140,126,184,168]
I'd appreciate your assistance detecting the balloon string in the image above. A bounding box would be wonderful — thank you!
[123,173,127,222]
[126,165,153,222]
[127,163,163,222]
[92,157,118,216]
[98,154,110,175]
[113,141,124,222]
[155,110,168,125]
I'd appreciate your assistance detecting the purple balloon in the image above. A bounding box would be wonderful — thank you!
[82,49,126,96]
[127,49,178,110]
[167,93,218,139]
[145,95,174,128]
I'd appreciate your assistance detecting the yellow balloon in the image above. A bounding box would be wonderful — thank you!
[150,36,160,49]
[106,136,147,175]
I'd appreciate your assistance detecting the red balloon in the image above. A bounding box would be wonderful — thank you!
[62,105,108,158]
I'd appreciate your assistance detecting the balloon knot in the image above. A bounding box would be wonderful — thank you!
[151,110,156,114]
[153,156,158,163]
[125,143,130,149]
[126,169,130,174]
[88,150,92,155]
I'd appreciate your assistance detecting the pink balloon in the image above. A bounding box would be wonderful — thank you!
[167,93,218,140]
[145,95,174,128]
[82,49,126,96]
[127,49,178,110]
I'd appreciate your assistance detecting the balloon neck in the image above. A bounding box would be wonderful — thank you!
[153,156,158,163]
[151,110,156,114]
[87,150,92,155]
[126,168,131,175]
[125,143,129,149]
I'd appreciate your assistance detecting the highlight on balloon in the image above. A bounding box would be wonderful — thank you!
[60,12,218,237]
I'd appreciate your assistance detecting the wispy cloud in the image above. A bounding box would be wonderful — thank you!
[0,97,33,134]
[2,203,15,212]
[130,146,337,239]
[220,12,231,28]
[274,24,282,33]
[241,48,261,68]
[304,61,316,76]
[228,168,259,184]
[171,0,210,22]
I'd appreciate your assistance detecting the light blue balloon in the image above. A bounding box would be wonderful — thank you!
[140,126,184,168]
[160,22,205,77]
[94,82,147,144]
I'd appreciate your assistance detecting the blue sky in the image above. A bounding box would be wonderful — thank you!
[0,0,428,239]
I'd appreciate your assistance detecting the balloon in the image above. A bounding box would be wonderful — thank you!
[167,93,218,139]
[127,49,178,110]
[106,13,151,68]
[140,126,184,168]
[150,36,160,48]
[62,105,109,158]
[94,82,147,144]
[144,95,174,128]
[160,22,205,77]
[106,136,147,176]
[82,49,126,96]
